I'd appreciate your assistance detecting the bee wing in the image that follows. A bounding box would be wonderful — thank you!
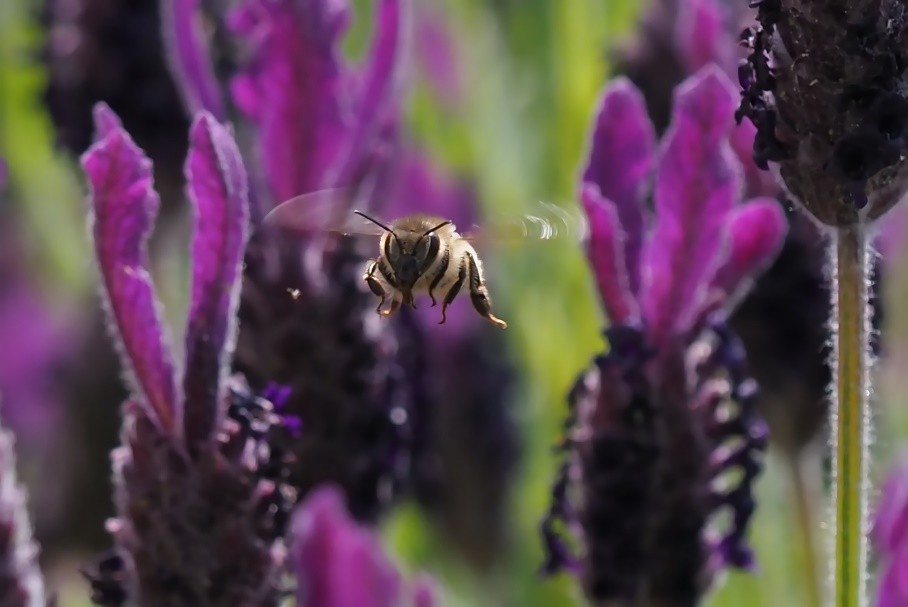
[461,201,589,248]
[260,188,386,238]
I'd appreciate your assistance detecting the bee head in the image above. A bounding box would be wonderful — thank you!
[354,211,451,288]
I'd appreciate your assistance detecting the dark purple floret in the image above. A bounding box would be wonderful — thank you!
[737,0,908,225]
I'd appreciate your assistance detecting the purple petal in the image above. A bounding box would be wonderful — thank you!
[182,113,250,446]
[92,102,124,140]
[81,103,179,434]
[581,78,655,295]
[873,456,908,553]
[413,3,463,107]
[228,0,349,203]
[730,117,780,197]
[410,574,437,607]
[581,184,640,326]
[293,486,403,607]
[161,0,226,119]
[675,0,733,73]
[710,198,787,303]
[876,541,908,607]
[641,65,743,342]
[335,0,403,188]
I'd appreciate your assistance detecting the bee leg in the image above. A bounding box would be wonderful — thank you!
[363,261,388,314]
[466,252,507,329]
[429,294,438,307]
[380,298,401,317]
[439,263,467,325]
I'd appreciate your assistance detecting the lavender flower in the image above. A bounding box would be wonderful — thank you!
[80,103,294,605]
[0,409,47,607]
[541,66,787,604]
[292,486,437,607]
[872,455,908,607]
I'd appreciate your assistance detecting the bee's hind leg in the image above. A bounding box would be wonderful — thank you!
[466,253,508,329]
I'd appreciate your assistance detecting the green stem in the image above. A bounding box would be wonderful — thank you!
[830,226,872,607]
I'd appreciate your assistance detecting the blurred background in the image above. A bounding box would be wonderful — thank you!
[1,0,908,605]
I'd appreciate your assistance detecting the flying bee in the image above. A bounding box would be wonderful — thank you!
[354,210,508,329]
[262,189,588,330]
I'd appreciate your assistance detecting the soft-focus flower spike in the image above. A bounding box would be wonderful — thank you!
[161,0,226,119]
[544,64,785,607]
[82,104,293,606]
[182,110,250,447]
[228,0,402,206]
[872,455,908,607]
[0,409,47,607]
[642,66,744,341]
[82,101,181,435]
[227,0,349,203]
[580,78,655,298]
[292,486,437,607]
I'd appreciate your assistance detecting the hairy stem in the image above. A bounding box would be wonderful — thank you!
[829,225,872,607]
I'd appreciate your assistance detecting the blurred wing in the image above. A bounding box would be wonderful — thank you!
[461,201,589,248]
[261,188,386,238]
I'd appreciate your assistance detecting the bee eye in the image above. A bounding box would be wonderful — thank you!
[386,235,401,262]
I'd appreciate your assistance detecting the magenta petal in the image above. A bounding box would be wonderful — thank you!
[182,113,250,446]
[581,78,655,295]
[161,0,226,119]
[336,0,402,186]
[92,102,124,140]
[675,0,733,73]
[81,104,179,434]
[642,65,743,341]
[711,198,787,303]
[229,0,349,204]
[876,541,908,607]
[873,457,908,553]
[293,486,402,607]
[581,184,640,325]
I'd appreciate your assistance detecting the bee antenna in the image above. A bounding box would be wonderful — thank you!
[421,220,452,239]
[354,209,404,248]
[353,210,396,233]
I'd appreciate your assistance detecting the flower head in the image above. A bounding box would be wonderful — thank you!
[80,103,294,605]
[872,455,908,607]
[738,0,908,226]
[292,486,436,607]
[542,65,786,605]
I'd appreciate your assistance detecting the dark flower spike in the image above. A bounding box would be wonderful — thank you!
[228,0,403,206]
[161,0,227,119]
[0,409,47,607]
[738,0,908,225]
[292,486,437,607]
[82,105,291,605]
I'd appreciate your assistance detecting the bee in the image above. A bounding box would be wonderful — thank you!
[262,189,587,330]
[353,210,508,329]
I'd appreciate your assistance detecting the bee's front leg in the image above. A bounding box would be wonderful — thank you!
[465,252,508,329]
[380,298,402,317]
[363,260,388,314]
